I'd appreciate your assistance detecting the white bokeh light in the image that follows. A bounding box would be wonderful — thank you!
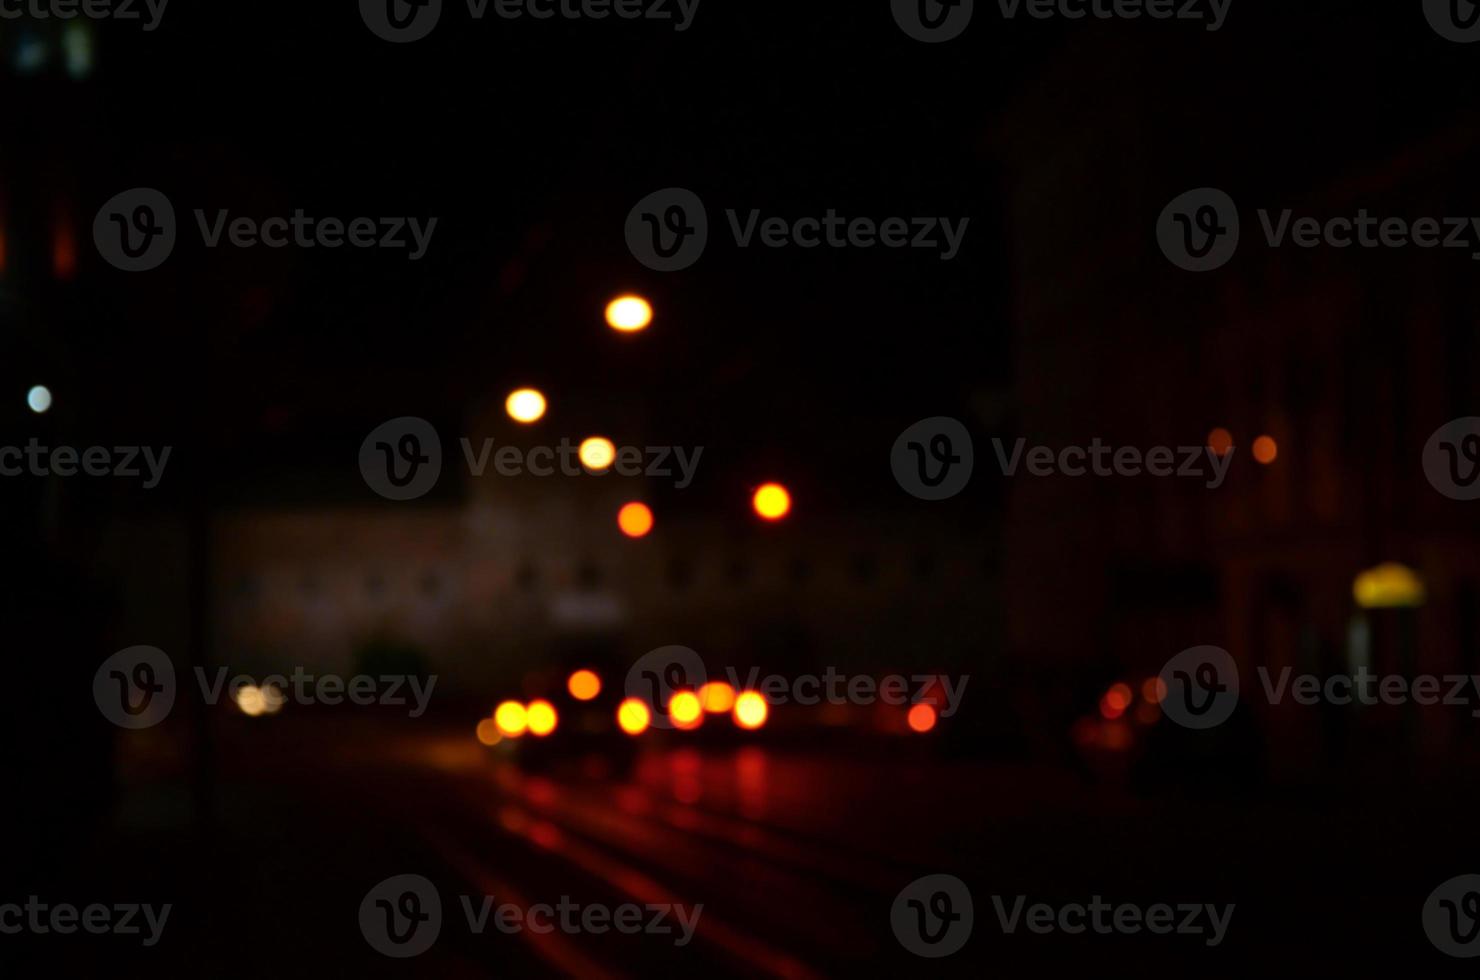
[26,386,52,414]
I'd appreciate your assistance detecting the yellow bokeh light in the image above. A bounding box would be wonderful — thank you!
[733,691,769,730]
[579,437,617,471]
[605,294,653,333]
[506,388,547,424]
[617,698,651,735]
[752,483,792,521]
[567,669,601,701]
[494,700,528,737]
[526,699,558,737]
[617,501,654,538]
[668,691,703,730]
[1353,562,1426,610]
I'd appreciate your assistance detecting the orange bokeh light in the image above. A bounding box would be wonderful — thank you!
[668,691,704,730]
[476,718,503,746]
[907,703,938,733]
[1141,677,1167,704]
[494,700,528,737]
[1207,427,1234,457]
[733,691,769,730]
[617,698,651,736]
[698,682,735,713]
[1105,682,1133,712]
[567,669,601,701]
[526,700,558,737]
[1253,435,1279,464]
[752,483,792,521]
[617,502,654,538]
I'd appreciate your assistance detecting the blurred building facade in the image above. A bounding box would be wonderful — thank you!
[1001,31,1480,775]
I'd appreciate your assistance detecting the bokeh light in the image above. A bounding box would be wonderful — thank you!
[617,698,651,735]
[526,700,558,736]
[752,483,792,521]
[505,388,547,424]
[668,691,703,730]
[618,501,654,538]
[698,681,735,713]
[605,294,653,333]
[1141,677,1167,704]
[494,700,528,737]
[1207,427,1233,457]
[1253,435,1279,464]
[27,385,51,414]
[579,437,616,471]
[235,685,266,717]
[907,703,938,733]
[733,691,769,730]
[476,718,503,746]
[567,669,601,701]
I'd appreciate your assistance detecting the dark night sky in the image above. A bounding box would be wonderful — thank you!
[0,1,1472,513]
